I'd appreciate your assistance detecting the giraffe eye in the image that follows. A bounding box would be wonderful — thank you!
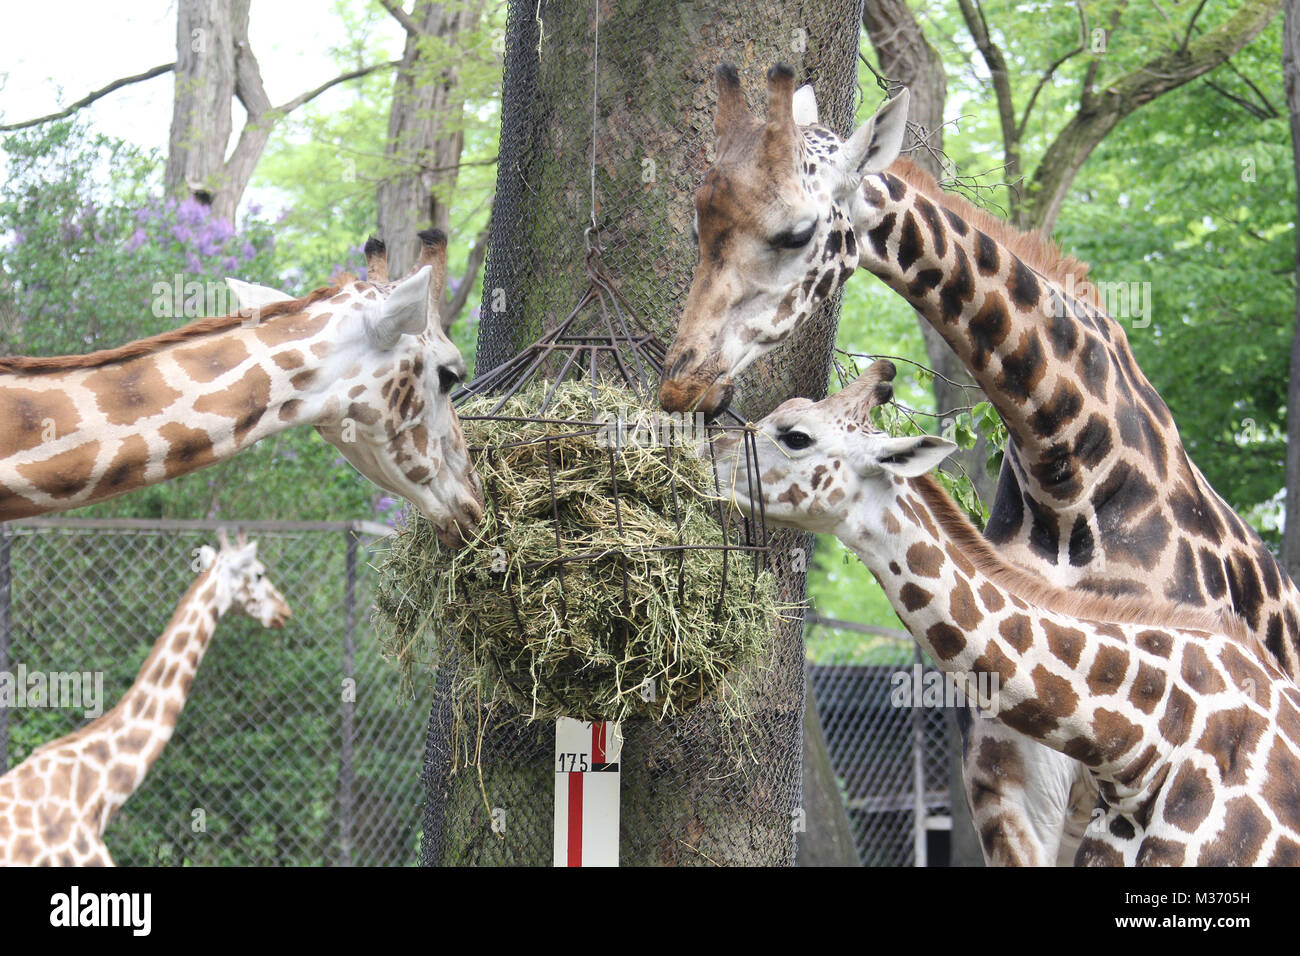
[772,223,815,250]
[780,431,813,450]
[437,366,462,394]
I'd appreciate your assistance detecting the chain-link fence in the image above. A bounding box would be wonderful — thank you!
[0,518,426,866]
[805,615,954,867]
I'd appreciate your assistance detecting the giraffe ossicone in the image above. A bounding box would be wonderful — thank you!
[0,534,291,866]
[714,363,1300,866]
[0,232,483,546]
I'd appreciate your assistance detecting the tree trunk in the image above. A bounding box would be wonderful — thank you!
[795,672,860,866]
[862,0,985,868]
[1282,0,1300,580]
[165,0,242,208]
[376,0,487,276]
[422,0,862,867]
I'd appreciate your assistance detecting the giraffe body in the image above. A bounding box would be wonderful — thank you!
[0,234,482,545]
[0,535,290,866]
[660,65,1300,864]
[715,364,1300,865]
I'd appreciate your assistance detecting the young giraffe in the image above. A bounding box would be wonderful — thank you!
[0,533,291,866]
[713,362,1300,866]
[0,232,481,546]
[660,64,1300,864]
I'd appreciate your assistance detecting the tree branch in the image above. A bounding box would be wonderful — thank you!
[379,0,424,37]
[955,0,1023,218]
[274,60,400,117]
[0,63,174,132]
[1017,4,1088,141]
[1025,0,1282,232]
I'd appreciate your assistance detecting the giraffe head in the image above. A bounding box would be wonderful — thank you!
[715,360,954,535]
[199,532,292,629]
[659,64,909,417]
[226,231,483,546]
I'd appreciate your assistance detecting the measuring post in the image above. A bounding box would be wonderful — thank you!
[554,718,620,866]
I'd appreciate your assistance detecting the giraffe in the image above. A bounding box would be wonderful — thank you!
[659,63,1300,864]
[0,532,291,865]
[0,231,482,547]
[712,362,1300,866]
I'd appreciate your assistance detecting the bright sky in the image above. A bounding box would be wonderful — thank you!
[0,1,400,197]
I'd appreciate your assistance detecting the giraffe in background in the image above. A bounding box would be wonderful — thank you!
[659,63,1300,864]
[0,533,290,866]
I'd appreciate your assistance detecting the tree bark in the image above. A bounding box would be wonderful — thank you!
[795,672,861,866]
[165,0,392,223]
[425,0,862,867]
[376,0,488,277]
[1282,0,1300,580]
[862,0,985,868]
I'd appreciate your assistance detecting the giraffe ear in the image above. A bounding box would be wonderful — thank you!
[791,85,819,126]
[365,266,431,349]
[858,433,955,479]
[197,545,218,570]
[840,88,910,178]
[225,277,293,312]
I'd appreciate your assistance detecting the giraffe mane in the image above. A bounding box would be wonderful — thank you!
[0,279,354,375]
[887,156,1101,309]
[909,475,1269,654]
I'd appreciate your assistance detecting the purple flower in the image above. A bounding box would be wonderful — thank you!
[177,197,208,226]
[222,255,238,271]
[241,241,257,262]
[185,252,202,273]
[247,201,262,216]
[125,228,149,252]
[171,223,193,245]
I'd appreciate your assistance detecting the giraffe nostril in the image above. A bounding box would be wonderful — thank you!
[667,349,697,381]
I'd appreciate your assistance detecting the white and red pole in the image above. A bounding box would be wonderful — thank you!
[554,718,621,866]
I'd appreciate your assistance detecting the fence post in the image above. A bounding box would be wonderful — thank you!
[0,524,9,774]
[339,525,359,867]
[911,644,927,867]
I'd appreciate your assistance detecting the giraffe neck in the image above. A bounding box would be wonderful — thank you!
[73,568,227,834]
[849,161,1300,679]
[842,472,1196,788]
[0,304,355,520]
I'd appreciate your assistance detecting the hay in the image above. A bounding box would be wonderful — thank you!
[372,379,783,728]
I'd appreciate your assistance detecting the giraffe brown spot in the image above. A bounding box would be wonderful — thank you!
[1127,662,1167,715]
[1158,686,1197,748]
[1092,708,1144,764]
[290,369,318,391]
[254,309,331,346]
[122,728,153,755]
[1261,738,1300,834]
[17,773,44,802]
[84,741,110,765]
[345,402,381,427]
[84,359,183,426]
[866,212,896,258]
[1220,642,1272,711]
[107,764,135,794]
[776,483,807,507]
[272,349,306,371]
[171,629,192,652]
[1224,549,1266,631]
[914,195,946,259]
[996,329,1046,404]
[0,388,80,459]
[173,338,251,383]
[977,582,1004,613]
[968,292,1010,371]
[1029,380,1084,439]
[1135,837,1186,866]
[905,542,944,578]
[1197,706,1267,787]
[1170,485,1226,542]
[881,511,900,535]
[1008,257,1040,310]
[925,622,966,661]
[998,614,1033,653]
[279,400,303,422]
[907,496,941,540]
[75,767,96,808]
[1067,515,1094,567]
[948,579,983,629]
[1086,645,1129,695]
[971,641,1017,685]
[973,230,998,275]
[1075,836,1124,867]
[899,583,932,611]
[1179,644,1225,695]
[95,434,150,495]
[1113,744,1160,786]
[1164,540,1204,607]
[193,364,272,445]
[1134,629,1173,658]
[312,342,331,358]
[1047,299,1078,359]
[347,384,365,399]
[16,441,101,500]
[888,561,901,576]
[1000,664,1078,738]
[1270,838,1300,866]
[939,246,975,322]
[1199,796,1269,866]
[1163,764,1214,832]
[897,211,923,272]
[943,544,976,578]
[1044,620,1086,668]
[159,422,217,479]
